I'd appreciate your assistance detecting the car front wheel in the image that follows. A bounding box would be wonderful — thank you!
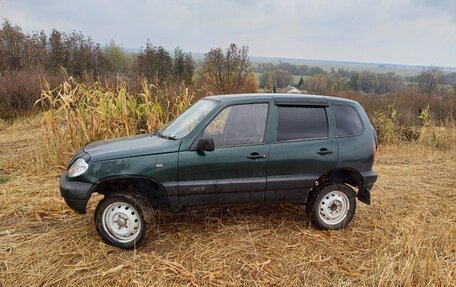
[95,192,152,249]
[307,184,356,230]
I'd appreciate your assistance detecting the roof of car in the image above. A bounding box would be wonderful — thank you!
[204,93,358,105]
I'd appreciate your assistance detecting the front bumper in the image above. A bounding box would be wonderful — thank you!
[358,171,378,205]
[59,174,94,214]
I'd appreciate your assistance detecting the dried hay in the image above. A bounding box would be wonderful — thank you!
[0,119,455,287]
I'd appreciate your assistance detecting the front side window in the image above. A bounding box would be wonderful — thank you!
[333,104,364,136]
[160,99,218,139]
[203,103,268,147]
[276,106,328,141]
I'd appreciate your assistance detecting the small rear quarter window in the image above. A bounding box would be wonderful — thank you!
[333,104,364,136]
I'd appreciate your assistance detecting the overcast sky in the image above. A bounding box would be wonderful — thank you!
[1,0,455,67]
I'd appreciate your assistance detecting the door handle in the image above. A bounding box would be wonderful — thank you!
[247,152,267,160]
[317,148,333,155]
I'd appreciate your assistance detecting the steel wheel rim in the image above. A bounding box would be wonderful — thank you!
[102,202,142,243]
[318,190,350,225]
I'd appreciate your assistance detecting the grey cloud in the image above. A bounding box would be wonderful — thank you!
[0,0,454,66]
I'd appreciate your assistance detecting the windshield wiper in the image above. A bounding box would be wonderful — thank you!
[153,130,176,140]
[164,134,176,140]
[153,130,163,138]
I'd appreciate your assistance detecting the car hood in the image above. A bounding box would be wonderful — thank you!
[84,134,181,162]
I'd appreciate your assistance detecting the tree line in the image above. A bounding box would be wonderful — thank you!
[0,19,256,119]
[254,62,325,76]
[257,65,405,94]
[0,20,195,85]
[1,18,454,120]
[257,62,455,96]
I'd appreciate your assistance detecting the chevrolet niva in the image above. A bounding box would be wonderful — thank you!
[60,94,378,249]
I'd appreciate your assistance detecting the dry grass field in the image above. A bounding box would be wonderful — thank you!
[0,117,455,287]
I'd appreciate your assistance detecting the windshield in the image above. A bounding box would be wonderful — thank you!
[159,99,218,139]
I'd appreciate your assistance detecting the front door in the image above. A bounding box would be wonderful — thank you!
[178,103,270,207]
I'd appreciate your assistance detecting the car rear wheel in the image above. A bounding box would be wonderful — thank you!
[95,192,153,249]
[307,184,356,230]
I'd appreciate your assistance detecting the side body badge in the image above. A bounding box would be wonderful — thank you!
[155,163,164,168]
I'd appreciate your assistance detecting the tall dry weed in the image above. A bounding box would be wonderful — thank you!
[372,103,455,149]
[35,80,454,169]
[36,79,195,168]
[371,104,401,144]
[0,119,6,131]
[418,124,456,150]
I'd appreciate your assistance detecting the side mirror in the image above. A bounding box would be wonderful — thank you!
[196,137,215,152]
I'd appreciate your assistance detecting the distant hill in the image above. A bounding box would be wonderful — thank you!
[127,49,456,77]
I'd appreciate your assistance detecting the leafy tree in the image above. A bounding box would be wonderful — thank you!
[136,41,173,84]
[48,29,66,71]
[337,68,351,78]
[173,47,194,85]
[274,69,293,88]
[259,72,273,89]
[182,54,195,85]
[377,72,403,94]
[303,74,327,93]
[417,66,443,96]
[307,66,325,76]
[0,19,23,70]
[155,46,173,84]
[265,73,274,89]
[201,43,252,94]
[297,76,304,89]
[243,72,258,93]
[104,40,132,75]
[348,72,359,90]
[357,71,380,94]
[0,19,45,70]
[63,31,108,78]
[30,30,48,68]
[442,72,456,85]
[47,30,109,77]
[259,70,292,89]
[254,62,313,76]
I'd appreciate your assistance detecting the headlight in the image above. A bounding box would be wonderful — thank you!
[67,158,89,177]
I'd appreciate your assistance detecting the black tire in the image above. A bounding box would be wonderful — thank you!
[306,184,356,230]
[95,192,153,249]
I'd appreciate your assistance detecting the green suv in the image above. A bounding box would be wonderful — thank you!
[60,94,378,249]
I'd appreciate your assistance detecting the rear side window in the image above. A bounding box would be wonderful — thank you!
[333,104,364,136]
[276,106,328,141]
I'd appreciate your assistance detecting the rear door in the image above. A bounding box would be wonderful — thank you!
[178,103,270,207]
[266,102,338,202]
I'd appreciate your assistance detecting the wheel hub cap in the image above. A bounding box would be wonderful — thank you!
[102,202,141,243]
[318,191,349,225]
[116,216,127,227]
